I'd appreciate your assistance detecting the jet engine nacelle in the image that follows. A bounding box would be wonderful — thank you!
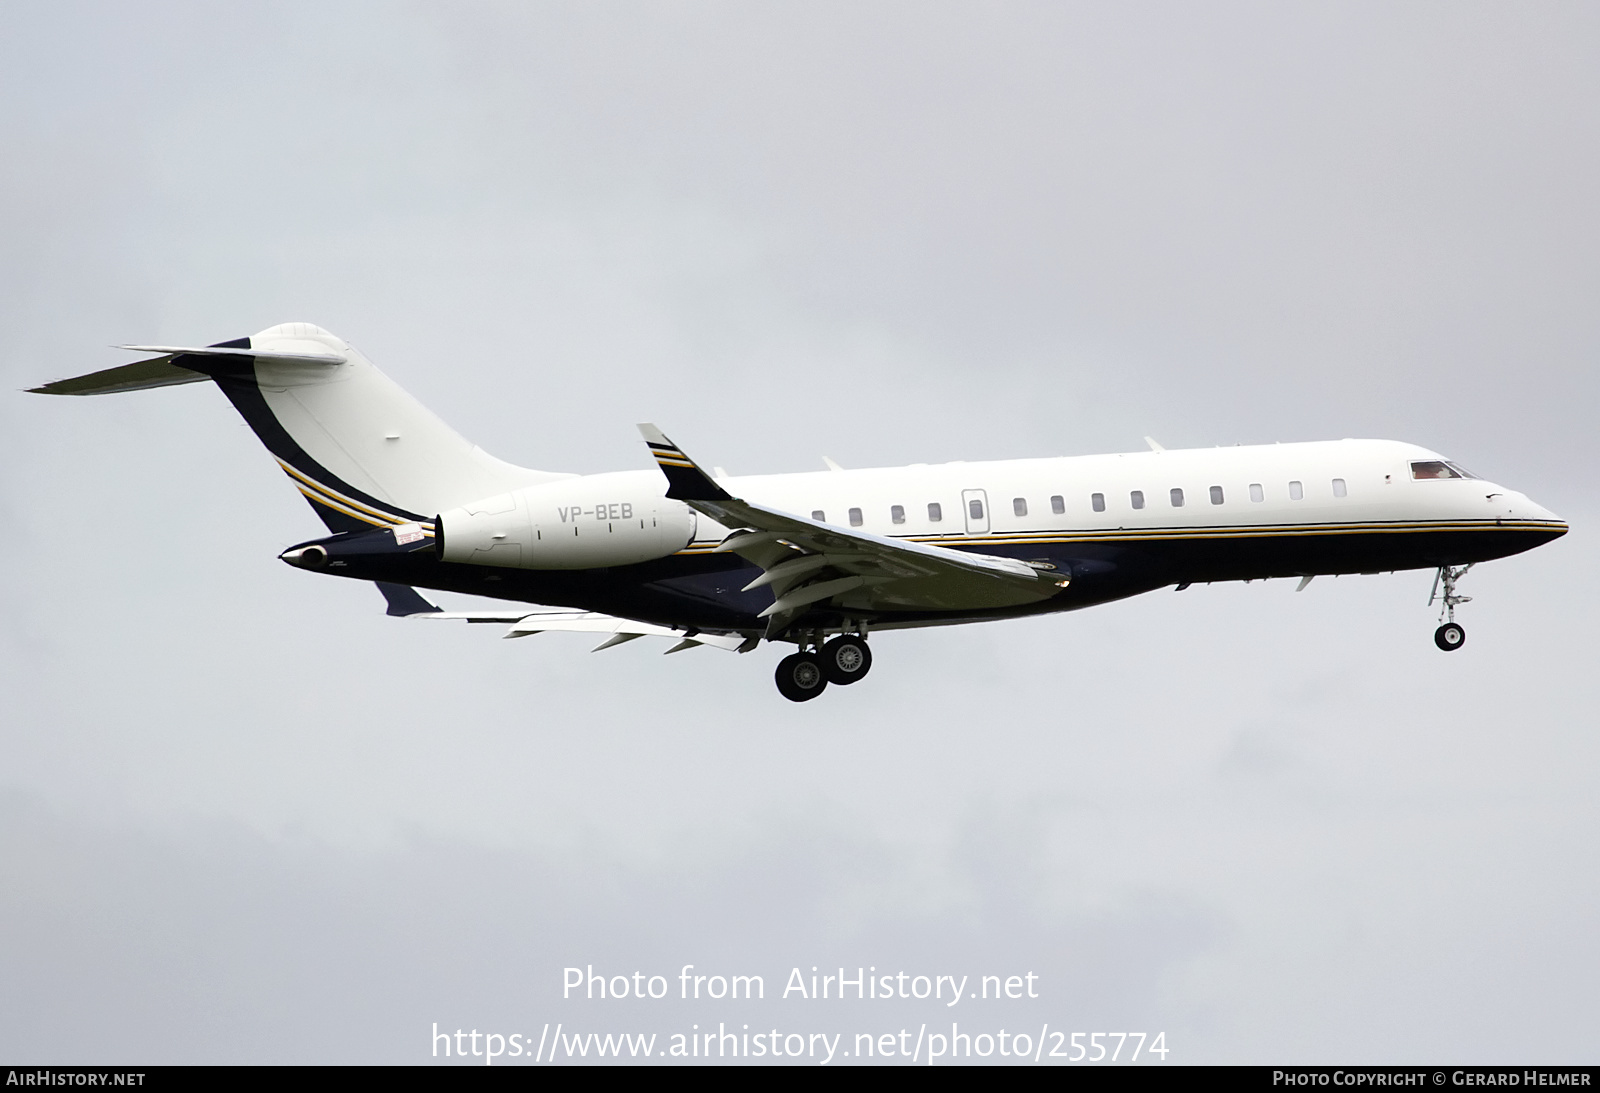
[436,471,696,570]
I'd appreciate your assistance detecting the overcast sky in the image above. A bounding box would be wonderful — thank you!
[1,1,1596,1065]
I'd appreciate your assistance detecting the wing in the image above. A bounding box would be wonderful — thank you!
[411,603,753,653]
[638,424,1068,638]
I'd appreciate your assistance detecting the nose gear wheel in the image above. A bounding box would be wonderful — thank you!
[1428,564,1472,652]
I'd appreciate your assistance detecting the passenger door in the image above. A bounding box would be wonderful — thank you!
[961,489,990,535]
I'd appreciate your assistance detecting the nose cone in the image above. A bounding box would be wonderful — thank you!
[1488,486,1565,527]
[1476,485,1568,558]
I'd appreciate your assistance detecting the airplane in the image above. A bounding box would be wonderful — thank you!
[30,322,1568,701]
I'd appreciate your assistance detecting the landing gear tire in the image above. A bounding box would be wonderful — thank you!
[1430,565,1472,653]
[776,652,828,702]
[820,636,873,686]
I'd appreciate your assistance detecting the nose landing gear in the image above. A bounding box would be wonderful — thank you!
[1430,564,1472,652]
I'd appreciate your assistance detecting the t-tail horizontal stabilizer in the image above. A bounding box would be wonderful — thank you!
[29,340,346,396]
[28,355,212,396]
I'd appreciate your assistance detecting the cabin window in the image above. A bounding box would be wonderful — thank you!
[1130,490,1145,510]
[812,510,826,521]
[1209,485,1224,505]
[1013,497,1028,517]
[1332,478,1347,498]
[928,502,942,522]
[848,507,863,527]
[1091,492,1106,513]
[1411,460,1476,480]
[1249,482,1264,502]
[1288,480,1303,501]
[969,498,985,521]
[1170,488,1185,507]
[890,504,905,524]
[1051,495,1065,515]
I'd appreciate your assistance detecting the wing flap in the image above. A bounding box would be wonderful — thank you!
[417,605,751,652]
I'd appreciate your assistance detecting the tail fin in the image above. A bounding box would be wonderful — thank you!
[32,323,571,533]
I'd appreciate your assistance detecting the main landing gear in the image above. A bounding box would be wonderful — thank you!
[775,651,827,702]
[775,631,874,701]
[1430,564,1472,652]
[821,635,872,685]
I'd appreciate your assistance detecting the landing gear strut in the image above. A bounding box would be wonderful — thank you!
[1430,564,1472,652]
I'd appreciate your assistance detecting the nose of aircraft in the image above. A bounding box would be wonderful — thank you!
[1485,484,1565,528]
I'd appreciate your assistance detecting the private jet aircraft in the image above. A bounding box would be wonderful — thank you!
[32,323,1568,701]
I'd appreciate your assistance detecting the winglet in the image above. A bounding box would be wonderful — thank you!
[637,424,733,502]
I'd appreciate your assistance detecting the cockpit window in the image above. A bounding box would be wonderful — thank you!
[1411,460,1478,480]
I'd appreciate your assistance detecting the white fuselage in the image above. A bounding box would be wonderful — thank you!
[413,435,1569,676]
[690,438,1558,549]
[437,437,1560,579]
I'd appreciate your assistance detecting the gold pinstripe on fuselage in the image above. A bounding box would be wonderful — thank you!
[669,518,1564,555]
